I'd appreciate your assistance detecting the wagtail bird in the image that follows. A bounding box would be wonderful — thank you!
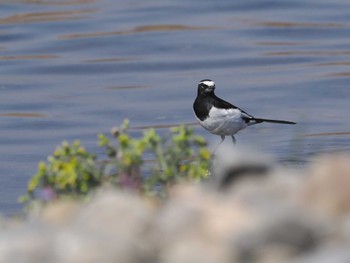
[193,79,296,152]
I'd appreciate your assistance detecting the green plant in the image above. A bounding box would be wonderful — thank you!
[19,141,104,203]
[20,120,211,204]
[144,125,211,194]
[99,120,211,195]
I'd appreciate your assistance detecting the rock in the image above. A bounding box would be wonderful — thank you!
[1,152,350,263]
[302,154,350,217]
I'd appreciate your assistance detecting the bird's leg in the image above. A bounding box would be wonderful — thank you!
[231,135,236,145]
[213,135,225,155]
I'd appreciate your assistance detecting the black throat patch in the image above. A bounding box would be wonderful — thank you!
[193,95,212,121]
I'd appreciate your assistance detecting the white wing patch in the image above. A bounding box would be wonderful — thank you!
[198,107,248,136]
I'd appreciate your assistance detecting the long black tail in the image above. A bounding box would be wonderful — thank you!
[254,118,296,125]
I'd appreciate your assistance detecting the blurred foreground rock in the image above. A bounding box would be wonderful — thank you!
[2,150,350,263]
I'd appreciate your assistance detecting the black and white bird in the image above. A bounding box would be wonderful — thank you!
[193,79,296,152]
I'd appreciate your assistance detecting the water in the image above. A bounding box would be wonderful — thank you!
[0,0,349,215]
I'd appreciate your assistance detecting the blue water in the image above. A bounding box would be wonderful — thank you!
[0,0,349,215]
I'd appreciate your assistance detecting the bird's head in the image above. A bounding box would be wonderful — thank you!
[198,79,216,95]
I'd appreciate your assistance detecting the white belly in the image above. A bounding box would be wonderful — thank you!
[198,108,247,136]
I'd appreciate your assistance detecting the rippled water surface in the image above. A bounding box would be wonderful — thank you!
[1,0,350,214]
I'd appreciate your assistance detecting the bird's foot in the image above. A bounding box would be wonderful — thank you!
[231,136,236,145]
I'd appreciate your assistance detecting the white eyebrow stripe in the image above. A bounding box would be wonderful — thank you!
[200,80,215,87]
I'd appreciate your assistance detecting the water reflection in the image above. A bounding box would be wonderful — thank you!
[0,113,46,118]
[327,72,350,77]
[0,9,98,24]
[256,41,306,46]
[304,132,350,137]
[60,25,215,39]
[0,54,59,60]
[265,51,350,56]
[85,57,137,63]
[130,122,198,130]
[12,0,98,6]
[106,85,148,90]
[251,20,344,28]
[314,61,350,67]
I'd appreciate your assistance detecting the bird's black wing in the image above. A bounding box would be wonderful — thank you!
[209,94,296,125]
[211,95,255,123]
